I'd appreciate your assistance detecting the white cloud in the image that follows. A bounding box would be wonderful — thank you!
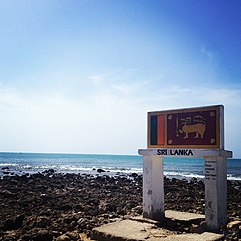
[0,86,146,154]
[1,83,241,157]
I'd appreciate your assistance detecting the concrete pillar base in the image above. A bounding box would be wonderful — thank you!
[143,155,165,221]
[205,156,227,230]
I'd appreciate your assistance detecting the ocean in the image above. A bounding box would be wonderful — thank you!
[0,152,241,180]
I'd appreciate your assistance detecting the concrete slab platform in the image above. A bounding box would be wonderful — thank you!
[165,210,205,221]
[91,210,223,241]
[131,210,205,223]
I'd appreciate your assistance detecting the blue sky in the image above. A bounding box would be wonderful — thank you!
[0,0,241,157]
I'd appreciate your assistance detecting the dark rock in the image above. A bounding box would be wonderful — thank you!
[105,203,117,212]
[109,184,118,191]
[0,190,16,197]
[43,169,55,175]
[29,229,53,241]
[61,204,72,211]
[190,177,198,183]
[3,171,10,175]
[4,219,15,230]
[171,178,177,183]
[97,168,106,173]
[15,214,25,229]
[1,166,9,170]
[36,216,51,228]
[130,173,138,178]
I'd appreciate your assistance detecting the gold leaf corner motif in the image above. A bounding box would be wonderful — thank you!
[168,140,173,144]
[210,111,215,117]
[210,138,216,144]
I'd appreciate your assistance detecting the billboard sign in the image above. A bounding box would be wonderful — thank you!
[148,105,224,149]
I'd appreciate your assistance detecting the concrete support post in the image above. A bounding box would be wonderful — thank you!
[204,156,227,230]
[143,155,165,221]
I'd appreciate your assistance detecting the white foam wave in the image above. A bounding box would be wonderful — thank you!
[227,174,241,181]
[18,164,143,174]
[0,163,18,167]
[1,162,241,181]
[164,171,204,179]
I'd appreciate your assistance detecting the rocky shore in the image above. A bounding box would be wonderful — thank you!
[0,171,240,240]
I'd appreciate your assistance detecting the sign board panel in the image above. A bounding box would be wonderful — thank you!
[148,105,224,149]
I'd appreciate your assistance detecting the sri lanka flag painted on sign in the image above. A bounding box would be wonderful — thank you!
[148,105,223,149]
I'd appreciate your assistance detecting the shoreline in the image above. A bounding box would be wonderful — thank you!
[1,153,241,182]
[0,171,241,240]
[1,168,241,182]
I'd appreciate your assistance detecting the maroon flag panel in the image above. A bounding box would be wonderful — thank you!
[148,105,223,149]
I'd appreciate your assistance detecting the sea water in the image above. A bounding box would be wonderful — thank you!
[0,152,241,180]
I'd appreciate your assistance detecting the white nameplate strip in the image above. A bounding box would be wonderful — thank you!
[138,148,232,158]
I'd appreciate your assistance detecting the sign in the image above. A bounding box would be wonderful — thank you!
[148,105,224,149]
[205,159,217,181]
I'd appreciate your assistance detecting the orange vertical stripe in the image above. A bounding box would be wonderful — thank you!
[158,114,165,145]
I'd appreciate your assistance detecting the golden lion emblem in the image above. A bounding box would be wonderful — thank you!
[178,115,206,139]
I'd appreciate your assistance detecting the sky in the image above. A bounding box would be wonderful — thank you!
[0,0,241,157]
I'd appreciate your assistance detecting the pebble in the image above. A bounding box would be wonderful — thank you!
[56,234,71,241]
[227,220,241,229]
